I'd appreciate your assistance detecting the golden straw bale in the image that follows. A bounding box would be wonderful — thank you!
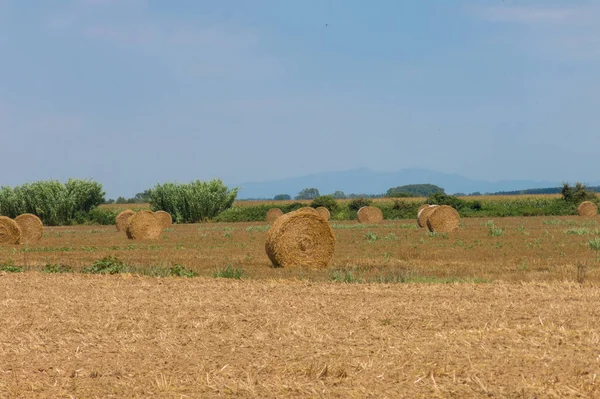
[578,201,598,217]
[315,206,331,221]
[154,211,173,228]
[266,208,284,223]
[0,216,21,245]
[295,207,319,215]
[125,210,163,240]
[357,206,383,224]
[15,214,43,243]
[265,209,335,268]
[426,205,460,233]
[115,210,136,232]
[417,205,438,228]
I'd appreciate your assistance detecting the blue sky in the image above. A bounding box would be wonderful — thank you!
[1,0,599,198]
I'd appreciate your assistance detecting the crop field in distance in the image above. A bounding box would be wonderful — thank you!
[1,210,599,398]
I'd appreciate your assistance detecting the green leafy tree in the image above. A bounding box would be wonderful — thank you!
[348,197,373,211]
[296,188,320,200]
[332,190,346,199]
[273,194,291,200]
[386,184,444,198]
[561,182,596,204]
[310,195,340,212]
[150,179,238,223]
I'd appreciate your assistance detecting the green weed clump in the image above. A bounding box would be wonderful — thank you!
[43,264,73,273]
[169,264,197,277]
[212,265,244,279]
[82,256,129,275]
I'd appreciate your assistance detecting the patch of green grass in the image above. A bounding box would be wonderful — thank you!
[82,256,129,275]
[212,264,244,279]
[43,264,73,274]
[168,264,197,277]
[426,231,449,239]
[0,259,23,273]
[246,225,270,233]
[384,233,399,240]
[330,268,364,283]
[400,224,418,229]
[486,221,504,237]
[588,237,600,251]
[564,228,591,235]
[364,232,378,243]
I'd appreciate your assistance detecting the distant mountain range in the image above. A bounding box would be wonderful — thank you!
[235,167,600,199]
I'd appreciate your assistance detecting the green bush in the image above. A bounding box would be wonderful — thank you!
[82,256,129,274]
[310,195,339,213]
[348,197,372,211]
[215,202,305,222]
[213,264,244,279]
[0,179,105,226]
[169,264,197,277]
[150,179,238,223]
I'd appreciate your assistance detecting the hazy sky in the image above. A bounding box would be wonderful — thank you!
[1,0,599,198]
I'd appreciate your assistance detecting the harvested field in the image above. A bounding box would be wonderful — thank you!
[1,216,600,282]
[0,274,598,398]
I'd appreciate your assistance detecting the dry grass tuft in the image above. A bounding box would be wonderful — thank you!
[357,206,383,224]
[0,216,21,245]
[417,205,438,228]
[126,210,164,240]
[315,206,331,221]
[577,201,598,217]
[266,208,284,224]
[426,205,460,233]
[115,210,136,232]
[265,208,335,268]
[14,214,43,243]
[154,211,173,229]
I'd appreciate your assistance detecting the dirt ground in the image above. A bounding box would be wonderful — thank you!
[0,275,598,398]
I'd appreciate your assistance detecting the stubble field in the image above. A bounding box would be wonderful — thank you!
[1,214,599,398]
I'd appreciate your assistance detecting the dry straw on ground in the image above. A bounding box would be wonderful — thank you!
[577,201,598,217]
[315,206,331,221]
[426,205,460,233]
[0,216,21,245]
[357,206,383,224]
[417,205,438,228]
[14,214,43,243]
[155,211,173,228]
[115,210,136,232]
[126,210,164,240]
[266,208,284,223]
[265,208,335,268]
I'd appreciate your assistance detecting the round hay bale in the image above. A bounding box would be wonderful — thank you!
[417,205,438,228]
[426,205,460,233]
[0,216,21,245]
[15,214,43,243]
[315,206,331,221]
[357,206,383,224]
[116,210,135,232]
[266,208,283,223]
[154,211,173,228]
[295,207,319,215]
[126,210,163,240]
[578,201,598,217]
[265,209,335,268]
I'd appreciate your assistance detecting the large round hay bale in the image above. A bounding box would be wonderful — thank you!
[15,214,43,243]
[296,207,319,215]
[426,205,460,233]
[265,209,335,268]
[266,208,283,223]
[417,205,438,228]
[116,210,135,232]
[126,210,163,240]
[315,206,331,221]
[357,206,383,224]
[0,217,21,245]
[154,211,173,228]
[578,201,598,217]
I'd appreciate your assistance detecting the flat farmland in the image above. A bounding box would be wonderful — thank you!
[2,216,599,282]
[1,215,600,398]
